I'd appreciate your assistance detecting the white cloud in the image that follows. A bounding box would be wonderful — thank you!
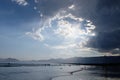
[45,43,76,49]
[54,20,83,39]
[68,4,75,10]
[26,9,96,51]
[12,0,28,6]
[26,28,44,41]
[48,12,95,49]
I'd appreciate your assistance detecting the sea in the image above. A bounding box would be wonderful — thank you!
[0,64,120,80]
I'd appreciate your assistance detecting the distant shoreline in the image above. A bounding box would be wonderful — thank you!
[0,62,120,67]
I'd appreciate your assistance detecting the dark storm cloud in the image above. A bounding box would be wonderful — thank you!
[71,0,120,31]
[85,0,120,54]
[87,29,120,53]
[95,0,120,32]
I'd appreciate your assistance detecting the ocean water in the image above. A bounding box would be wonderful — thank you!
[0,65,120,80]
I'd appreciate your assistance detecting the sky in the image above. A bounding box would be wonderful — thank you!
[0,0,120,60]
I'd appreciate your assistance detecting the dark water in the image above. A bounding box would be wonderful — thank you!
[0,65,120,80]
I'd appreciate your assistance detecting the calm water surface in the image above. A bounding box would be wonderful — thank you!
[0,65,120,80]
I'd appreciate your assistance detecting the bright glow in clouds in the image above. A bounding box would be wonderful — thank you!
[26,11,96,50]
[12,0,28,6]
[68,4,75,10]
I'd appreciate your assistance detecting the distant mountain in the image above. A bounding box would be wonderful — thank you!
[0,58,19,62]
[38,56,120,65]
[0,56,120,65]
[64,56,120,64]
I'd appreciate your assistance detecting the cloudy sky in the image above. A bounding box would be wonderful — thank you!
[0,0,120,60]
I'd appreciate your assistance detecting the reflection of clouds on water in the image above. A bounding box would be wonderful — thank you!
[52,75,82,80]
[52,66,87,80]
[0,66,120,80]
[8,71,30,74]
[0,71,30,80]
